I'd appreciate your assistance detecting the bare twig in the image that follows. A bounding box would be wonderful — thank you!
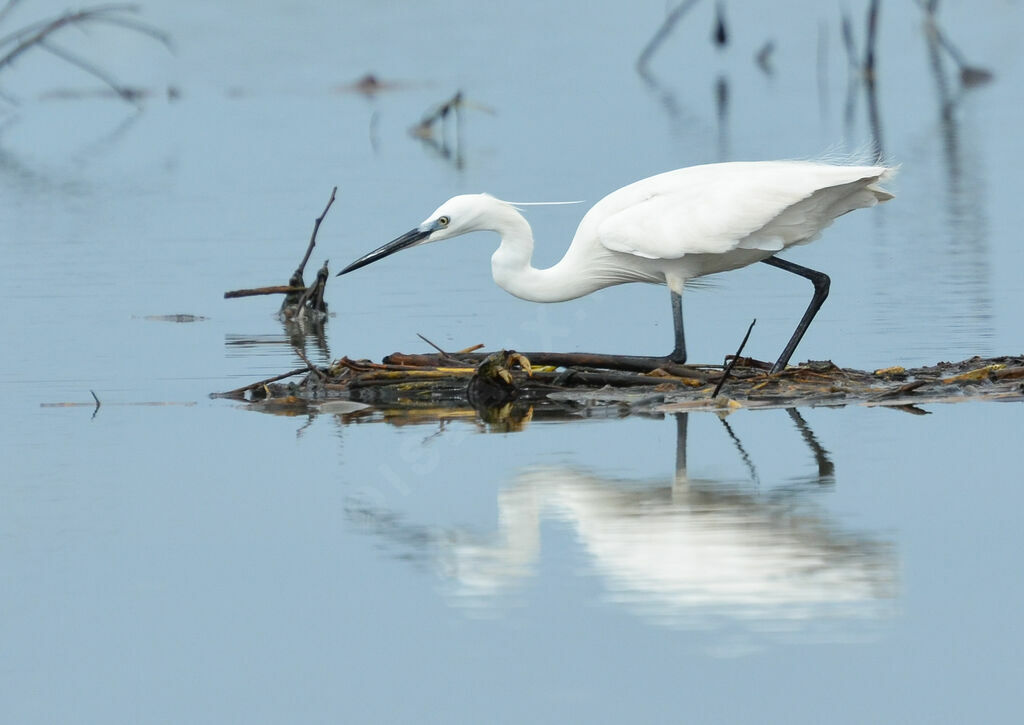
[712,319,756,399]
[228,188,336,314]
[297,186,336,279]
[416,333,448,356]
[224,285,306,299]
[416,333,465,366]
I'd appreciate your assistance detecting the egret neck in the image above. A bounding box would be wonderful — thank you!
[487,203,608,303]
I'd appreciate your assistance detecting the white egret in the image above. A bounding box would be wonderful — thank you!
[339,161,895,372]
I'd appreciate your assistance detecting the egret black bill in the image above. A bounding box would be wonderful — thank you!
[338,227,430,275]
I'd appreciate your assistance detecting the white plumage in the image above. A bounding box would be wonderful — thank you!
[340,160,896,371]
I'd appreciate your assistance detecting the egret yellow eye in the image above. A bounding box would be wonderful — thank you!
[438,216,450,226]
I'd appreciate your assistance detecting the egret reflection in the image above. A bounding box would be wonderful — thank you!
[349,413,897,634]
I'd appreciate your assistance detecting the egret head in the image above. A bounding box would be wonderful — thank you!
[338,194,515,275]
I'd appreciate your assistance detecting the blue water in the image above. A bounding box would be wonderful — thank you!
[2,1,1023,722]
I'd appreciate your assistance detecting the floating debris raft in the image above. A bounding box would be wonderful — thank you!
[212,350,1024,418]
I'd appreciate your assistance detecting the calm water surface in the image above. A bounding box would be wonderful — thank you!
[2,1,1023,722]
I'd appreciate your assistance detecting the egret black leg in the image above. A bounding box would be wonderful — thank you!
[669,291,686,364]
[760,256,830,374]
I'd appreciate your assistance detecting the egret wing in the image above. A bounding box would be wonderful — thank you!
[594,162,892,261]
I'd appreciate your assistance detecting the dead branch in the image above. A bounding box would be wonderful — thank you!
[297,186,336,279]
[225,187,337,319]
[224,285,306,299]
